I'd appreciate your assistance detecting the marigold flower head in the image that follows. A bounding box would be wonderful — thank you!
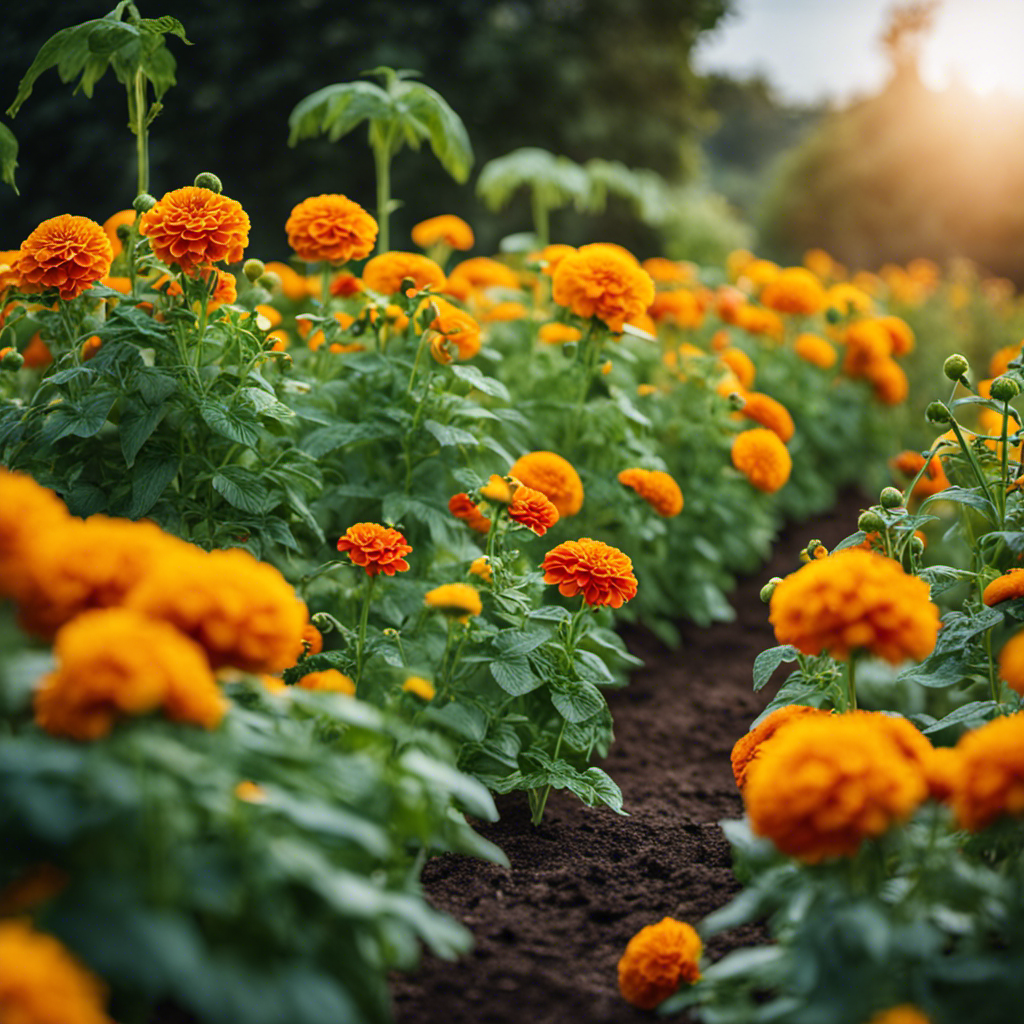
[617,917,701,1010]
[139,186,249,276]
[851,710,953,801]
[403,675,436,700]
[508,485,560,536]
[35,608,226,740]
[0,918,114,1024]
[297,669,355,696]
[989,343,1022,379]
[330,271,363,297]
[889,450,949,497]
[424,582,483,623]
[205,268,237,308]
[794,331,838,369]
[0,469,69,597]
[803,247,839,280]
[735,391,795,442]
[953,712,1024,830]
[626,311,658,337]
[285,193,377,265]
[538,322,582,345]
[617,468,684,518]
[552,244,655,333]
[734,303,784,340]
[726,248,755,280]
[542,537,637,608]
[741,258,781,289]
[533,244,576,277]
[480,474,520,505]
[760,266,826,315]
[80,335,103,361]
[842,318,893,377]
[126,548,309,673]
[235,780,267,803]
[469,556,493,582]
[427,297,481,360]
[866,1006,932,1024]
[730,704,828,789]
[484,300,530,322]
[826,282,874,316]
[770,548,940,663]
[297,622,324,659]
[337,522,412,577]
[15,214,113,300]
[876,315,915,355]
[102,208,136,258]
[363,251,446,295]
[731,428,792,493]
[719,346,756,389]
[867,357,908,405]
[640,257,693,287]
[448,256,520,292]
[509,451,584,517]
[21,334,53,369]
[647,288,704,329]
[983,568,1024,606]
[262,260,308,300]
[999,631,1024,696]
[744,713,928,862]
[411,214,474,251]
[449,493,492,534]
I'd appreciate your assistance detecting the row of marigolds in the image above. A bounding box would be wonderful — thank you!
[617,346,1024,1023]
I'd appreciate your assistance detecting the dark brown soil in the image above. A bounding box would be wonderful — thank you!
[391,495,864,1024]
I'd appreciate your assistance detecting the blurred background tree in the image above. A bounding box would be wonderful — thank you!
[0,0,731,259]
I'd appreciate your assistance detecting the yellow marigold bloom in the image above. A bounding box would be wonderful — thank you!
[552,244,655,333]
[636,383,659,397]
[734,303,784,340]
[731,704,829,789]
[741,258,780,289]
[469,556,493,582]
[15,215,114,300]
[424,582,483,623]
[139,186,249,276]
[447,256,519,292]
[867,357,909,405]
[102,208,136,258]
[999,631,1024,696]
[794,331,837,369]
[735,391,795,443]
[297,669,356,696]
[648,288,704,329]
[745,713,928,862]
[719,346,755,388]
[363,251,446,295]
[480,474,520,505]
[826,282,874,316]
[126,548,308,673]
[426,297,482,361]
[0,469,69,597]
[617,917,701,1010]
[989,343,1022,379]
[411,215,474,251]
[731,428,792,493]
[262,260,308,301]
[0,919,114,1024]
[876,315,915,355]
[617,468,684,518]
[509,451,584,517]
[234,780,268,803]
[770,548,939,664]
[760,266,826,315]
[725,248,754,280]
[983,569,1024,606]
[953,713,1024,831]
[403,675,436,700]
[35,608,226,740]
[803,247,838,281]
[542,538,637,609]
[484,300,529,322]
[866,1006,932,1024]
[285,194,377,265]
[533,243,576,277]
[640,256,693,287]
[538,322,582,345]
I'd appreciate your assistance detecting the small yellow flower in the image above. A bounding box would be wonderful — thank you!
[479,474,520,505]
[424,583,483,623]
[469,556,493,583]
[234,780,268,803]
[403,676,436,701]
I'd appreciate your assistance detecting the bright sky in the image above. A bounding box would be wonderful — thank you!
[694,0,1024,104]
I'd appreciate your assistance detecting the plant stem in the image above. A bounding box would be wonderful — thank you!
[373,136,392,254]
[531,717,568,826]
[354,575,376,693]
[948,417,997,514]
[133,68,149,196]
[532,192,550,247]
[986,627,1000,705]
[847,654,859,712]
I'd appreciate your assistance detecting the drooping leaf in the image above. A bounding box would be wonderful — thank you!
[0,122,18,193]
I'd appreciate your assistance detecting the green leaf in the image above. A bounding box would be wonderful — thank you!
[449,364,510,401]
[477,147,593,213]
[119,399,167,467]
[573,650,615,685]
[287,80,390,146]
[490,656,543,696]
[397,80,474,183]
[400,748,499,822]
[0,122,18,193]
[922,700,1001,736]
[424,702,488,742]
[301,422,394,457]
[100,304,172,347]
[41,390,117,442]
[199,398,260,447]
[129,448,178,517]
[493,626,551,657]
[752,645,800,691]
[560,766,625,814]
[922,486,996,519]
[212,466,269,514]
[423,419,479,448]
[550,679,605,722]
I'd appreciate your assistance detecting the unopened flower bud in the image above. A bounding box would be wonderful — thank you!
[825,306,841,324]
[990,375,1020,402]
[133,192,157,213]
[911,535,925,555]
[728,391,746,411]
[760,577,783,604]
[879,487,903,509]
[311,612,333,632]
[943,353,969,380]
[925,400,952,425]
[116,223,132,241]
[0,348,24,370]
[256,272,281,292]
[858,510,885,533]
[194,171,223,193]
[562,341,578,359]
[243,258,266,283]
[806,538,822,552]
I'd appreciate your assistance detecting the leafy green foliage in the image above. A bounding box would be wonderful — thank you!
[0,120,18,193]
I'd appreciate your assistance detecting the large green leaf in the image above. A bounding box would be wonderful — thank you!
[397,80,473,183]
[477,147,593,213]
[287,81,391,146]
[0,122,18,193]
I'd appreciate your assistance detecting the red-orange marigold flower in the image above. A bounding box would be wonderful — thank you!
[139,186,249,276]
[542,537,637,608]
[15,215,113,300]
[507,485,560,536]
[617,468,684,517]
[337,522,412,576]
[285,194,377,265]
[363,251,446,295]
[552,244,655,333]
[889,450,949,497]
[618,917,702,1010]
[448,493,492,534]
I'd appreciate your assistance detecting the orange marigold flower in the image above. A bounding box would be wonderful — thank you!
[852,710,953,802]
[0,918,115,1024]
[760,266,826,315]
[139,186,249,276]
[735,391,795,443]
[469,555,493,582]
[745,713,928,862]
[983,568,1024,606]
[0,469,69,597]
[234,780,267,803]
[617,468,684,518]
[641,256,693,287]
[865,1007,932,1024]
[647,288,704,329]
[538,322,582,345]
[741,258,780,289]
[889,450,949,497]
[726,248,754,281]
[803,247,839,281]
[206,268,237,308]
[330,272,363,297]
[990,343,1021,378]
[102,208,136,258]
[925,746,961,804]
[999,631,1024,696]
[428,297,482,360]
[363,251,446,295]
[285,193,377,265]
[508,485,561,536]
[794,331,837,369]
[626,311,658,337]
[953,712,1024,830]
[826,282,874,316]
[542,537,637,608]
[533,243,576,277]
[734,303,784,340]
[509,451,584,517]
[411,215,474,251]
[424,582,483,623]
[255,303,282,328]
[730,704,828,788]
[867,357,908,405]
[126,548,309,674]
[448,256,520,292]
[337,522,412,577]
[731,428,792,493]
[449,493,492,534]
[297,669,356,696]
[15,215,113,300]
[21,334,53,369]
[552,244,655,332]
[403,675,436,700]
[262,260,308,300]
[484,300,529,322]
[296,622,324,659]
[876,315,915,355]
[35,608,226,740]
[480,474,519,505]
[842,318,893,377]
[719,347,756,389]
[617,917,701,1010]
[637,383,659,397]
[80,336,103,361]
[769,548,939,663]
[0,249,24,295]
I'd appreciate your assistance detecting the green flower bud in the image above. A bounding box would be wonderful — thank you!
[858,510,885,533]
[311,611,333,632]
[193,172,223,193]
[256,272,281,292]
[911,535,925,555]
[825,306,841,324]
[116,223,132,242]
[133,192,157,213]
[925,400,952,425]
[806,539,822,552]
[760,576,783,604]
[879,487,903,509]
[727,392,746,411]
[562,341,578,359]
[243,258,266,283]
[990,375,1020,402]
[1,348,24,370]
[943,353,969,380]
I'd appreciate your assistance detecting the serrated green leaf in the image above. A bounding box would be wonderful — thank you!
[922,700,1001,736]
[119,398,168,467]
[199,399,260,447]
[752,645,800,691]
[423,419,478,448]
[490,656,543,696]
[129,449,178,517]
[212,466,269,514]
[550,679,605,722]
[449,364,510,400]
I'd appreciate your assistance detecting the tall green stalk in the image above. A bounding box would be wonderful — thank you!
[132,68,149,196]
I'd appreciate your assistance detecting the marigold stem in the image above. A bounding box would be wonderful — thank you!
[133,68,149,197]
[354,574,376,694]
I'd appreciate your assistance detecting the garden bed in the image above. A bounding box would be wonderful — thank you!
[392,493,862,1023]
